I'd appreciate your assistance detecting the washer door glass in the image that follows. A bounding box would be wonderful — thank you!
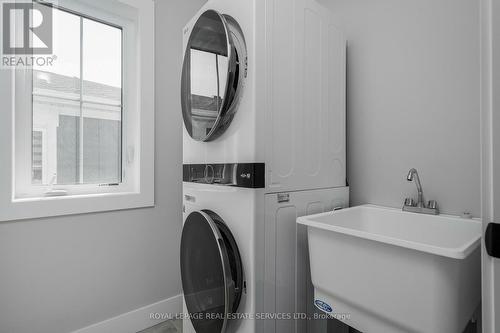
[180,210,243,333]
[181,10,246,142]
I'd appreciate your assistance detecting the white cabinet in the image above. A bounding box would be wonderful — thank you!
[263,0,347,193]
[264,187,349,333]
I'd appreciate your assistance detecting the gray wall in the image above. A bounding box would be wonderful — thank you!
[320,0,481,216]
[0,1,204,332]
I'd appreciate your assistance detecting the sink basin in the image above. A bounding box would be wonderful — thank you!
[297,205,481,333]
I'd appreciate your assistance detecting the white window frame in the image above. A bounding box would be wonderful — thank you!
[0,0,154,221]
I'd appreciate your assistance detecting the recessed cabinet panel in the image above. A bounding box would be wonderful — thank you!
[303,8,322,177]
[326,23,346,185]
[268,0,296,182]
[328,23,346,156]
[275,206,298,333]
[302,202,325,333]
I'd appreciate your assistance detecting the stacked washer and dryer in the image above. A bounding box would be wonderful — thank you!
[179,1,348,333]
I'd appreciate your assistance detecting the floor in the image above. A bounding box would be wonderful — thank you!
[326,319,478,333]
[137,317,477,333]
[138,319,182,333]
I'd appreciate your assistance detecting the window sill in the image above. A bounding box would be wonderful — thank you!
[1,191,154,222]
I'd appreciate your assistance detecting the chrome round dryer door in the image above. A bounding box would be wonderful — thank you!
[180,210,243,333]
[181,10,247,142]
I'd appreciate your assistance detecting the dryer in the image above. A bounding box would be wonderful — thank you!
[181,0,347,194]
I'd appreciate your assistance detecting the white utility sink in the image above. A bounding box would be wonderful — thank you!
[298,204,481,333]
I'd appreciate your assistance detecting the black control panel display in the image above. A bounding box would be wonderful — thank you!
[183,163,265,188]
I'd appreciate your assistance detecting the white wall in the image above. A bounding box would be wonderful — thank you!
[319,0,481,216]
[0,1,205,332]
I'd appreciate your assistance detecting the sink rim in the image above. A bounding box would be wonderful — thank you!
[297,204,481,259]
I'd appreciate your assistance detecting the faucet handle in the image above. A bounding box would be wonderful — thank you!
[404,198,415,207]
[427,200,438,209]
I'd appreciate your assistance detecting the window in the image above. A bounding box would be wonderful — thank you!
[0,0,154,221]
[32,7,123,186]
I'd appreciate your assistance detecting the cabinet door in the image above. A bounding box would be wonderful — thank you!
[264,187,349,333]
[266,0,346,192]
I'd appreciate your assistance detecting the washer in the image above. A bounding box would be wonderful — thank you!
[181,182,263,333]
[181,180,349,333]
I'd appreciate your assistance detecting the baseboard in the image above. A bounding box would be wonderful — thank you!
[72,294,183,333]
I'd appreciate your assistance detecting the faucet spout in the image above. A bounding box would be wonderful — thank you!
[407,168,424,207]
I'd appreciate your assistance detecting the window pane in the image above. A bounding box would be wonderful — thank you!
[32,131,43,184]
[82,18,122,184]
[34,7,80,77]
[57,115,80,184]
[32,8,80,185]
[82,18,122,88]
[82,116,121,183]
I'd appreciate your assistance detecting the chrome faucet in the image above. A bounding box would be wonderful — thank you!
[403,168,439,215]
[407,168,424,207]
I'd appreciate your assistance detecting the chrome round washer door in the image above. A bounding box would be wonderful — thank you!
[180,210,243,333]
[181,10,247,142]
